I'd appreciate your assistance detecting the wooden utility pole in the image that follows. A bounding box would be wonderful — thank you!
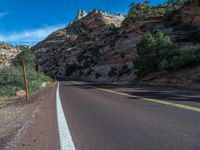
[21,60,29,102]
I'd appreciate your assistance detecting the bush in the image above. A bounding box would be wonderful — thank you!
[173,24,195,31]
[13,47,36,68]
[95,72,101,79]
[166,0,190,7]
[108,67,118,77]
[0,66,52,99]
[77,46,101,69]
[128,2,151,21]
[86,68,94,75]
[169,48,200,70]
[0,47,52,99]
[0,66,22,97]
[184,29,200,42]
[118,65,132,76]
[134,31,200,77]
[134,32,176,76]
[65,63,78,76]
[128,1,175,22]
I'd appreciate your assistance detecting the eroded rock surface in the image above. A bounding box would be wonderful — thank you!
[0,43,21,68]
[172,0,200,28]
[32,1,200,87]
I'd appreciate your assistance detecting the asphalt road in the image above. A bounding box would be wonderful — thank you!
[58,81,200,150]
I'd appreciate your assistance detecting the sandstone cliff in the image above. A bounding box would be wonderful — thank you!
[32,9,128,80]
[32,1,200,88]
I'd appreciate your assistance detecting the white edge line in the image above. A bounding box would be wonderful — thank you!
[56,82,76,150]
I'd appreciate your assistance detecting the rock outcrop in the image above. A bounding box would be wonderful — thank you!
[0,43,21,68]
[172,0,200,28]
[74,10,88,22]
[32,10,127,80]
[32,1,200,86]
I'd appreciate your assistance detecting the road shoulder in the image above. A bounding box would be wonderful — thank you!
[0,83,59,150]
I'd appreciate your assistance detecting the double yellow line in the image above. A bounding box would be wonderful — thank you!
[72,81,200,112]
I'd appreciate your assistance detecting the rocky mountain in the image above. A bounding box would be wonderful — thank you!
[32,0,200,88]
[0,42,21,68]
[32,9,126,79]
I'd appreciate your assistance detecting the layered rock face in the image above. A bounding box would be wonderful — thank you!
[172,0,200,28]
[0,43,21,68]
[32,1,200,85]
[32,10,129,80]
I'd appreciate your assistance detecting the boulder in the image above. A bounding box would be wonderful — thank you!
[41,82,47,88]
[16,90,26,97]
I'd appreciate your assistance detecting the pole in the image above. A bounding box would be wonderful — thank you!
[21,59,29,102]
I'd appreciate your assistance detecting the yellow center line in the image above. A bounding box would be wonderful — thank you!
[71,81,200,112]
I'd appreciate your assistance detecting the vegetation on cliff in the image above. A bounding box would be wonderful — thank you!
[0,46,52,100]
[135,31,200,76]
[31,0,200,87]
[128,0,192,22]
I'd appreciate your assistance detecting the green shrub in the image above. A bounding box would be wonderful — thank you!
[166,0,190,7]
[169,48,200,70]
[173,24,195,31]
[0,66,22,97]
[128,1,175,22]
[128,2,151,21]
[78,55,96,68]
[163,6,175,17]
[0,66,21,86]
[135,32,176,76]
[158,59,170,70]
[13,47,36,68]
[118,65,132,76]
[0,65,52,99]
[95,72,101,79]
[0,47,52,100]
[86,68,94,75]
[0,85,18,98]
[184,29,200,42]
[164,21,179,28]
[134,31,200,77]
[77,46,101,69]
[65,63,78,76]
[108,67,118,77]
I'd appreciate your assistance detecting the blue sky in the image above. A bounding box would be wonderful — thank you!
[0,0,165,46]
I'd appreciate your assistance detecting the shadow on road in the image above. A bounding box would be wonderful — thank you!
[125,91,200,103]
[62,81,200,104]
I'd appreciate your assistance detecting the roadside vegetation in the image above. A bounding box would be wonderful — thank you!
[134,31,200,76]
[0,46,53,100]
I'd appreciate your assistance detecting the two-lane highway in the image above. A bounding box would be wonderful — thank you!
[57,81,200,150]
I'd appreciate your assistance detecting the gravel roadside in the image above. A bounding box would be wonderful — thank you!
[0,83,58,150]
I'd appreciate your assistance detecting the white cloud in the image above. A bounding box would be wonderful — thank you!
[0,24,66,46]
